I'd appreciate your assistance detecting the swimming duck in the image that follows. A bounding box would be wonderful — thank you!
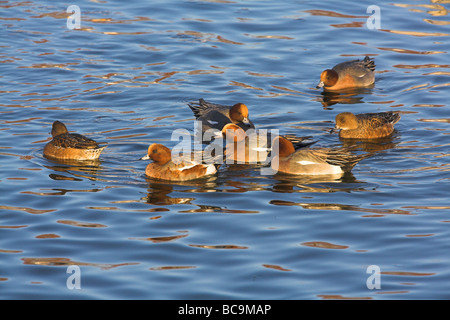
[188,98,255,135]
[43,120,106,160]
[271,136,369,175]
[140,143,218,181]
[333,111,400,139]
[219,123,314,164]
[317,56,375,91]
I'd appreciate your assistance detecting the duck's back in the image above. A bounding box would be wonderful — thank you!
[52,133,100,149]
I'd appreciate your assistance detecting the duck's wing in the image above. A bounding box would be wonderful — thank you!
[320,147,371,172]
[357,112,401,129]
[188,98,229,118]
[333,56,375,77]
[53,133,100,149]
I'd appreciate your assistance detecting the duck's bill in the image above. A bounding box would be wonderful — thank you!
[316,81,324,89]
[242,117,251,125]
[140,154,150,160]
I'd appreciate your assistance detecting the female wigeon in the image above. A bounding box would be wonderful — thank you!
[140,143,218,181]
[219,123,314,164]
[317,56,375,91]
[188,98,255,134]
[43,121,106,160]
[333,111,401,139]
[271,136,369,175]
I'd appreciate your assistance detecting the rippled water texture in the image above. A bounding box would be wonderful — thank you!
[1,0,450,299]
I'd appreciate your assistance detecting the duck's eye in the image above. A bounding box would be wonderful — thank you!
[152,149,158,153]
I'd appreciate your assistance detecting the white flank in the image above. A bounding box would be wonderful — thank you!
[207,120,218,125]
[205,164,217,175]
[178,163,197,171]
[296,160,317,165]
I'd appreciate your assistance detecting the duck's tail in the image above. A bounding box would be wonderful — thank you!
[364,56,376,72]
[188,98,215,118]
[324,147,373,172]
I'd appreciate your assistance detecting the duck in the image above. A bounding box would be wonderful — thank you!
[140,143,218,181]
[332,111,401,139]
[43,120,106,160]
[271,136,369,175]
[218,123,314,164]
[317,56,375,91]
[188,98,255,137]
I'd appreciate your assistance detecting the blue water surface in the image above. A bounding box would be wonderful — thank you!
[1,0,449,300]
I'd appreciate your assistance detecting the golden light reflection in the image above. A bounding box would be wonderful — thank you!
[377,47,446,55]
[149,266,197,271]
[269,200,413,216]
[262,264,292,271]
[229,81,263,91]
[189,244,248,249]
[178,206,259,214]
[381,271,435,276]
[35,234,61,239]
[22,257,139,270]
[57,220,108,228]
[301,241,348,249]
[0,205,55,215]
[0,225,28,229]
[304,10,367,18]
[392,3,448,16]
[131,234,188,243]
[380,29,449,37]
[0,249,23,253]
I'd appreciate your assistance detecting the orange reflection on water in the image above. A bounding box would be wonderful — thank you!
[0,205,55,215]
[0,249,23,253]
[57,220,108,228]
[35,233,61,239]
[392,3,448,17]
[380,29,449,37]
[131,234,188,243]
[301,241,348,250]
[262,264,292,272]
[269,200,413,216]
[377,47,446,55]
[189,244,248,249]
[22,257,139,270]
[149,266,197,271]
[304,9,367,19]
[381,271,435,277]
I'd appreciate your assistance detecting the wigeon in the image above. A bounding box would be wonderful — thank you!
[43,120,106,160]
[317,56,375,91]
[140,143,218,181]
[271,136,369,175]
[219,123,314,164]
[333,111,401,139]
[188,98,255,134]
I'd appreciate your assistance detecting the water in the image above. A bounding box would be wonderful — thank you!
[1,0,449,300]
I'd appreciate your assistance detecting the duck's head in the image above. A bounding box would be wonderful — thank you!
[51,120,69,137]
[141,143,172,165]
[317,69,338,88]
[335,112,358,131]
[229,103,251,125]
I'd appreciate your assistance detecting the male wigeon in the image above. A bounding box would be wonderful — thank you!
[188,98,255,134]
[219,123,314,164]
[317,56,375,91]
[43,121,106,160]
[271,136,369,175]
[332,111,401,139]
[140,143,218,181]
